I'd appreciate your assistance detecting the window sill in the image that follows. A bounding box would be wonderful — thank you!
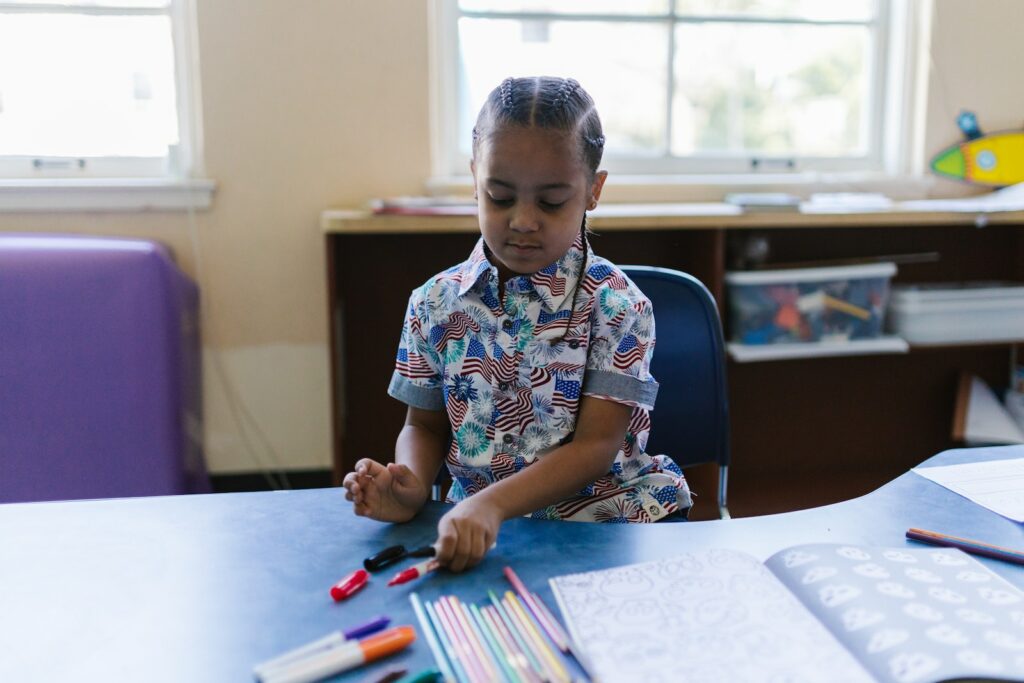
[426,172,938,204]
[0,178,216,212]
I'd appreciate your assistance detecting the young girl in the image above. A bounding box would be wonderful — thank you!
[343,76,691,572]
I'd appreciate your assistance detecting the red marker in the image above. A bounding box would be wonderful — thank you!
[387,557,440,586]
[329,568,369,601]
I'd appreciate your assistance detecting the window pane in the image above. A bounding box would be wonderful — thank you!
[460,1,669,15]
[675,0,875,22]
[0,13,178,158]
[458,18,667,158]
[672,23,869,158]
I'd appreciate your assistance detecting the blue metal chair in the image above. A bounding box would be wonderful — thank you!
[621,266,731,519]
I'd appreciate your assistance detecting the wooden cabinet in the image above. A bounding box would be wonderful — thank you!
[324,207,1024,520]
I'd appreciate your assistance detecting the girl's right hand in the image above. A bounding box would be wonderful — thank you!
[342,458,428,523]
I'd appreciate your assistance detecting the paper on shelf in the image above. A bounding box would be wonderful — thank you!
[898,182,1024,213]
[800,192,894,213]
[727,336,909,362]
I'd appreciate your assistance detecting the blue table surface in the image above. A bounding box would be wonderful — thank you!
[2,446,1023,682]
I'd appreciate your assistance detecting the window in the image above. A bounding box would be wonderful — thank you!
[435,0,923,180]
[0,0,200,180]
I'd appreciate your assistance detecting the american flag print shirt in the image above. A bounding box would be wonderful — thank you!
[388,233,692,522]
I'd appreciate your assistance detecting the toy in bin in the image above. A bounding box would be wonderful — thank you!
[725,262,896,345]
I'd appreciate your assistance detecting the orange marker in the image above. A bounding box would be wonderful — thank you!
[256,626,416,683]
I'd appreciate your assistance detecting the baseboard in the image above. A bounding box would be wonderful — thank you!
[209,468,333,493]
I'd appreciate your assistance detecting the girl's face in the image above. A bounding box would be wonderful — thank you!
[471,126,606,282]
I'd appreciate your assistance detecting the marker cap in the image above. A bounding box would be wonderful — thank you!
[359,626,416,662]
[343,615,390,640]
[330,568,369,601]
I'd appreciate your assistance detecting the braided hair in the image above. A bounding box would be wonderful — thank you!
[472,76,605,178]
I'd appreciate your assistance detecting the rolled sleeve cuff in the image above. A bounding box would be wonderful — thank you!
[582,370,659,411]
[388,373,445,411]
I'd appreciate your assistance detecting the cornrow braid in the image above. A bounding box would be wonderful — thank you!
[553,78,581,111]
[499,77,516,113]
[472,76,606,177]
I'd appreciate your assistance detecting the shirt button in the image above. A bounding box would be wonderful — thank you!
[568,340,580,349]
[503,434,514,443]
[498,382,510,391]
[502,319,514,331]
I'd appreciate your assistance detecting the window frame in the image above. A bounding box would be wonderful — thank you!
[430,0,929,191]
[0,0,211,210]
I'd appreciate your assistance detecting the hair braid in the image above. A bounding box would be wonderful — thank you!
[472,76,605,177]
[554,78,581,110]
[499,77,516,113]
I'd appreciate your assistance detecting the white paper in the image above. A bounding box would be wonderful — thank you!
[800,192,895,213]
[912,457,1024,522]
[898,182,1024,213]
[550,549,874,683]
[961,376,1024,445]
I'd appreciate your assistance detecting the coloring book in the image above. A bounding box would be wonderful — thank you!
[550,543,1024,683]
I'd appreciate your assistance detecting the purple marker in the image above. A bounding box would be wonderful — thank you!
[252,616,391,680]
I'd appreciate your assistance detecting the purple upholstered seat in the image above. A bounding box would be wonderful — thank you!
[0,234,209,502]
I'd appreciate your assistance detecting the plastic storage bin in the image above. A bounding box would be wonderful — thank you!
[888,282,1024,344]
[726,262,897,345]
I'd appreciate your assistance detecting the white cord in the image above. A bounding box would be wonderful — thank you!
[183,187,292,490]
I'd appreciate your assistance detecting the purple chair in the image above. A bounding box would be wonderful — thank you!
[0,234,210,502]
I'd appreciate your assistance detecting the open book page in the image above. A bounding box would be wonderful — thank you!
[765,544,1024,683]
[549,549,874,683]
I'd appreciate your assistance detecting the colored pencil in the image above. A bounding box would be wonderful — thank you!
[503,567,568,652]
[482,605,543,683]
[466,601,522,683]
[445,596,501,682]
[409,593,457,683]
[424,599,473,683]
[488,590,551,682]
[529,595,598,683]
[906,527,1024,566]
[436,598,488,683]
[503,592,569,683]
[436,597,491,683]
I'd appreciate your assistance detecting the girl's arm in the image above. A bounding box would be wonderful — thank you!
[435,395,631,571]
[343,406,449,523]
[395,405,450,495]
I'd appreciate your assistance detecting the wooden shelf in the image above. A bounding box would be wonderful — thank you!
[324,206,1024,518]
[323,203,1024,234]
[728,337,910,362]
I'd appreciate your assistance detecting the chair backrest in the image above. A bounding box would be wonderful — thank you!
[620,266,731,513]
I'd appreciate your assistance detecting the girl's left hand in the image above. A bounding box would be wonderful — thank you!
[435,496,503,572]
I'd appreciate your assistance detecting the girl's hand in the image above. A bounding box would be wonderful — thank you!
[435,496,504,572]
[342,458,428,523]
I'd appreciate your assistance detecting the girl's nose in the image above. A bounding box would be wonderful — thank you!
[509,204,540,232]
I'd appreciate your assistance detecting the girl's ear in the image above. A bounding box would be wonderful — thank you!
[588,171,608,211]
[470,159,478,199]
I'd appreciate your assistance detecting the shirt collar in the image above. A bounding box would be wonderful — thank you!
[455,232,590,313]
[456,238,496,298]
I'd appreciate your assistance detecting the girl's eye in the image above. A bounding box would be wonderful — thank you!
[488,196,514,207]
[540,200,566,210]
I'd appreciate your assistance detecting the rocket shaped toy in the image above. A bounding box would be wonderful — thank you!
[931,111,1024,187]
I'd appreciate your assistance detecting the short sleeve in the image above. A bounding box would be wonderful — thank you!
[582,284,659,411]
[387,288,445,411]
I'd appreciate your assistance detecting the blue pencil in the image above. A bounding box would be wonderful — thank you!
[424,598,472,683]
[487,590,549,682]
[409,593,457,683]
